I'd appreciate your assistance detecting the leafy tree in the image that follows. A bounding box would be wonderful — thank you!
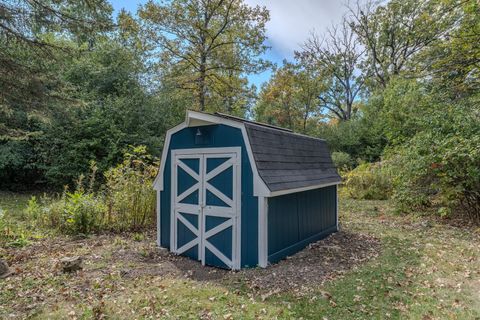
[298,18,365,121]
[314,110,386,165]
[137,0,270,112]
[385,93,480,221]
[36,39,169,187]
[0,0,113,111]
[416,0,480,97]
[255,62,322,132]
[348,0,456,88]
[0,0,113,188]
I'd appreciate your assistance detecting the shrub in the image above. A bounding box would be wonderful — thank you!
[0,209,7,240]
[1,207,33,247]
[104,146,157,232]
[32,189,105,235]
[343,162,392,200]
[62,191,105,235]
[29,146,158,235]
[332,151,353,172]
[314,106,387,164]
[25,196,41,220]
[25,146,157,234]
[386,106,480,221]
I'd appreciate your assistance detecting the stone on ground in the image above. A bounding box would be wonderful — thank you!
[60,256,83,273]
[0,259,12,278]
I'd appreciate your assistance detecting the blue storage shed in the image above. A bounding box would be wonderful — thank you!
[153,111,341,270]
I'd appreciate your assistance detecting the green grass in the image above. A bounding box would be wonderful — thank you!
[274,199,480,319]
[0,191,32,216]
[1,194,479,319]
[40,278,289,319]
[0,191,37,247]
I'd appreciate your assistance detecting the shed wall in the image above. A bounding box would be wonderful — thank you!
[160,124,259,267]
[268,185,337,263]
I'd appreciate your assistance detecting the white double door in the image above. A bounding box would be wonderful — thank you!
[171,147,241,269]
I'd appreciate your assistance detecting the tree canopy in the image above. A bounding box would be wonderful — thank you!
[1,0,478,221]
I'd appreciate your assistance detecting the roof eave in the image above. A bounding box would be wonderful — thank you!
[266,180,342,198]
[154,110,271,197]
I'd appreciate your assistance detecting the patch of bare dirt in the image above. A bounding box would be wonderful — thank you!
[146,231,382,295]
[1,230,380,315]
[227,231,381,296]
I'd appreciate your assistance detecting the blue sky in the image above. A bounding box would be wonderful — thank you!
[110,0,347,88]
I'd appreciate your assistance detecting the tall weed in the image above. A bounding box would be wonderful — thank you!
[29,146,158,235]
[343,162,392,200]
[104,146,157,232]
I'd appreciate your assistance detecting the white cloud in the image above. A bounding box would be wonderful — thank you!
[245,0,348,60]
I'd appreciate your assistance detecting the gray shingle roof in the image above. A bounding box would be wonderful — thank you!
[215,113,341,192]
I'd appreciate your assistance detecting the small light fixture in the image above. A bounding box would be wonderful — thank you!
[195,128,204,144]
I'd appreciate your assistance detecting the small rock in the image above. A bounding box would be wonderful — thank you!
[60,256,83,273]
[319,290,332,300]
[0,259,13,279]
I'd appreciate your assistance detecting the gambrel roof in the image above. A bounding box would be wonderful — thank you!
[154,110,341,197]
[213,113,341,193]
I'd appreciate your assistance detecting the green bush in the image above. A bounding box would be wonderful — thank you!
[332,151,353,172]
[386,105,480,221]
[62,191,105,235]
[343,162,392,200]
[315,106,387,164]
[1,207,33,247]
[29,146,158,235]
[104,146,157,232]
[31,190,105,235]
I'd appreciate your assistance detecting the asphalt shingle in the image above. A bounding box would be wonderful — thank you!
[214,113,341,192]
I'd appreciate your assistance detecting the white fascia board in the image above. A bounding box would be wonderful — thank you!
[186,111,270,197]
[268,181,342,198]
[153,111,270,197]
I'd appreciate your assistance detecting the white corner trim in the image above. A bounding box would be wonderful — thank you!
[234,150,242,270]
[268,181,341,197]
[336,184,339,231]
[157,190,161,246]
[258,196,268,268]
[170,152,176,253]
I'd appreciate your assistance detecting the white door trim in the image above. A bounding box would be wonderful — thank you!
[171,147,241,270]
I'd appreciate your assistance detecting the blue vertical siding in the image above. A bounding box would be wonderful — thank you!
[268,185,337,263]
[159,124,259,267]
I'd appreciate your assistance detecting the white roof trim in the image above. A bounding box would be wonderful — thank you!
[268,181,341,197]
[153,110,270,197]
[153,110,339,197]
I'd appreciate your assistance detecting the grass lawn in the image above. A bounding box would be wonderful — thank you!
[1,193,479,319]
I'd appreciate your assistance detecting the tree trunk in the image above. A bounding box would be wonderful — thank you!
[198,54,207,111]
